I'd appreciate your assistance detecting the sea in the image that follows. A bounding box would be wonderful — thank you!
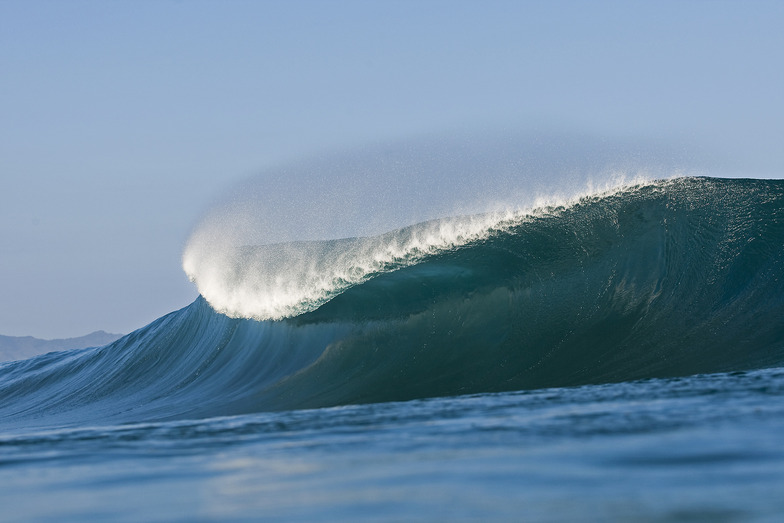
[1,176,783,521]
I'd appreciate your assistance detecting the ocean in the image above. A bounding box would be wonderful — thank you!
[1,176,783,521]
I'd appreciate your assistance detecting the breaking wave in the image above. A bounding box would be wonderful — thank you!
[1,177,783,429]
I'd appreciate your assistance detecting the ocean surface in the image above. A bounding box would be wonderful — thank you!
[1,176,783,521]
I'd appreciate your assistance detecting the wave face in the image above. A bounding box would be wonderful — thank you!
[2,177,783,428]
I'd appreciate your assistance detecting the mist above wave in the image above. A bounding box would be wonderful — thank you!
[182,132,693,320]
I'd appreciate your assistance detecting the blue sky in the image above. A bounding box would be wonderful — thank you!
[2,1,783,338]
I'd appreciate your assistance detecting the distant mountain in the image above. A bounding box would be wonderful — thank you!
[0,331,123,363]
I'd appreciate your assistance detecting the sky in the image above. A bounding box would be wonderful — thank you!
[1,0,783,339]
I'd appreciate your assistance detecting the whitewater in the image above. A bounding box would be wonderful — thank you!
[1,172,783,521]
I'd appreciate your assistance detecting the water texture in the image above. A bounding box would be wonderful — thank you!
[1,369,783,521]
[1,176,783,520]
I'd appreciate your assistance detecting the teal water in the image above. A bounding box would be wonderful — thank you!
[1,177,783,520]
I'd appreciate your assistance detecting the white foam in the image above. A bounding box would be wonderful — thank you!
[183,173,663,321]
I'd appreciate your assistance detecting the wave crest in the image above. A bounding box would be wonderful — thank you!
[183,177,649,320]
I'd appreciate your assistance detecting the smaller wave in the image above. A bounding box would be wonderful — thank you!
[183,176,651,321]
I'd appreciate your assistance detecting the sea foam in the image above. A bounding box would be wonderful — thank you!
[182,134,669,320]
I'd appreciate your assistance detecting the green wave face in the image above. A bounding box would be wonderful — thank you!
[1,177,783,429]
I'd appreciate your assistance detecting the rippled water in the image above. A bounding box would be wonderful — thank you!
[2,367,783,522]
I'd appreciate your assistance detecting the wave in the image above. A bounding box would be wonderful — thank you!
[1,176,783,429]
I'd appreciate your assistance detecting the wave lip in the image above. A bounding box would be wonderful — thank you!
[184,212,518,320]
[183,176,650,322]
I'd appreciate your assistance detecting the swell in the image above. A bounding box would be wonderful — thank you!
[1,177,783,429]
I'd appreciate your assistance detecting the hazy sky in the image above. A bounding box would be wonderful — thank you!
[2,1,783,338]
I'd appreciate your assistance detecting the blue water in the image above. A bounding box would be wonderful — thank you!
[1,177,783,521]
[2,369,783,521]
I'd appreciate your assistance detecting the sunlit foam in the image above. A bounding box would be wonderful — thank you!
[183,171,665,321]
